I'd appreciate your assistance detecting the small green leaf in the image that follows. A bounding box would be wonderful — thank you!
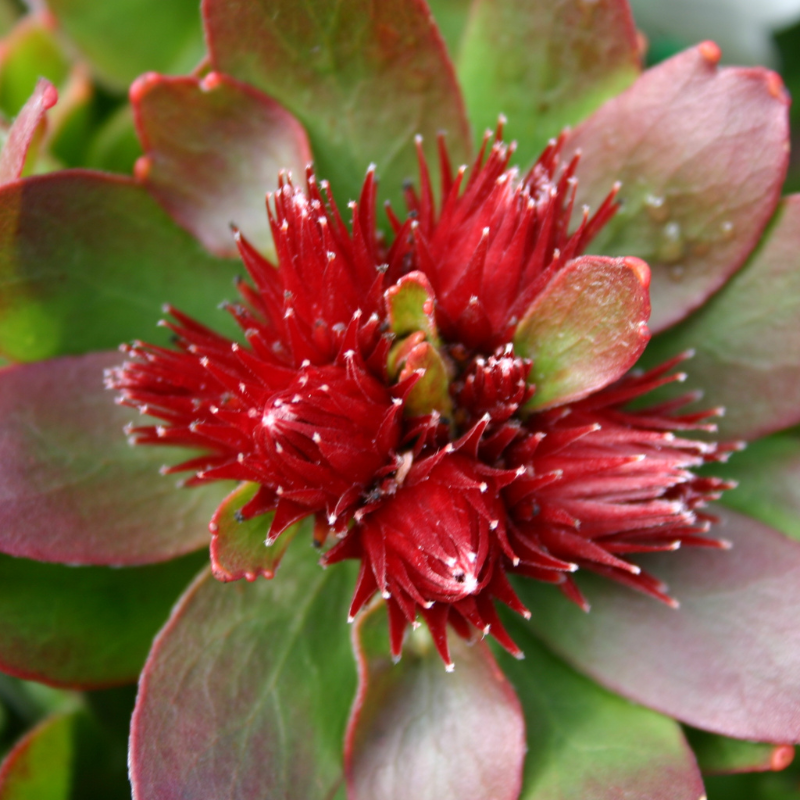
[385,270,439,342]
[398,340,453,418]
[684,727,794,776]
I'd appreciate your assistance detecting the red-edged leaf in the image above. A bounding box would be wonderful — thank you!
[0,78,58,184]
[0,549,204,688]
[567,44,790,332]
[497,616,706,800]
[643,196,800,440]
[346,602,525,800]
[519,507,800,743]
[684,727,795,776]
[210,482,301,582]
[131,71,311,259]
[0,171,240,362]
[130,548,357,800]
[203,0,471,217]
[426,0,472,58]
[514,255,651,410]
[0,352,223,565]
[385,270,439,342]
[458,0,640,165]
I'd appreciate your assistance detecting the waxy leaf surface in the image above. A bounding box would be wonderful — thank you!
[0,550,204,688]
[684,728,794,776]
[644,196,800,440]
[519,507,800,742]
[459,0,640,165]
[346,603,525,800]
[497,617,705,800]
[567,44,789,331]
[203,0,471,216]
[514,255,650,410]
[0,352,223,565]
[0,78,58,184]
[130,548,357,800]
[45,0,204,88]
[132,72,311,259]
[0,171,240,361]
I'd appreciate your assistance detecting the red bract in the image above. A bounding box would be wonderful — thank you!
[108,131,732,665]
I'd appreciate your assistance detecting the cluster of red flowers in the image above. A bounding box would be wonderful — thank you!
[107,129,733,668]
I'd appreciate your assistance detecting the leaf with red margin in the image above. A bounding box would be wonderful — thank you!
[210,482,302,582]
[518,507,800,743]
[496,616,706,800]
[346,601,525,800]
[514,255,651,410]
[130,547,357,800]
[203,0,471,217]
[566,43,790,332]
[425,0,472,59]
[459,0,640,166]
[0,171,240,362]
[0,78,58,184]
[0,549,205,688]
[642,196,800,440]
[131,71,312,260]
[684,727,794,776]
[0,352,225,565]
[0,713,73,800]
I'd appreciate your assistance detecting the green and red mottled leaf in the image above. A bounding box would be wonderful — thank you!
[0,171,240,362]
[203,0,471,217]
[684,728,794,776]
[0,78,58,184]
[0,713,74,800]
[518,507,800,743]
[514,255,651,410]
[496,617,705,800]
[0,550,204,688]
[346,602,525,800]
[44,0,204,89]
[210,481,301,582]
[458,0,640,165]
[566,43,790,332]
[643,195,800,440]
[130,548,357,800]
[0,352,224,565]
[131,71,311,259]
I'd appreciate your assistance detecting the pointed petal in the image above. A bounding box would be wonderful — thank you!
[567,44,790,331]
[459,0,640,164]
[519,507,800,742]
[203,0,471,217]
[130,549,358,800]
[514,255,650,409]
[131,71,311,259]
[346,602,525,800]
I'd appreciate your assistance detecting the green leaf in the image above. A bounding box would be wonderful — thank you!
[567,44,789,332]
[385,270,439,342]
[0,171,240,362]
[497,616,705,800]
[458,0,640,165]
[425,0,472,60]
[130,547,358,799]
[203,0,472,218]
[346,602,525,800]
[0,549,205,688]
[684,727,795,776]
[398,340,453,417]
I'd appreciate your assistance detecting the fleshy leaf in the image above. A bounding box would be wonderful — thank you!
[0,352,223,565]
[210,481,302,582]
[346,602,525,800]
[642,195,800,439]
[399,340,453,417]
[0,78,58,184]
[458,0,640,165]
[0,713,74,800]
[385,270,438,341]
[566,43,790,332]
[519,507,800,742]
[684,727,794,776]
[497,616,706,800]
[45,0,204,88]
[130,547,357,800]
[0,549,204,688]
[0,171,240,361]
[514,255,650,410]
[203,0,471,216]
[131,71,312,259]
